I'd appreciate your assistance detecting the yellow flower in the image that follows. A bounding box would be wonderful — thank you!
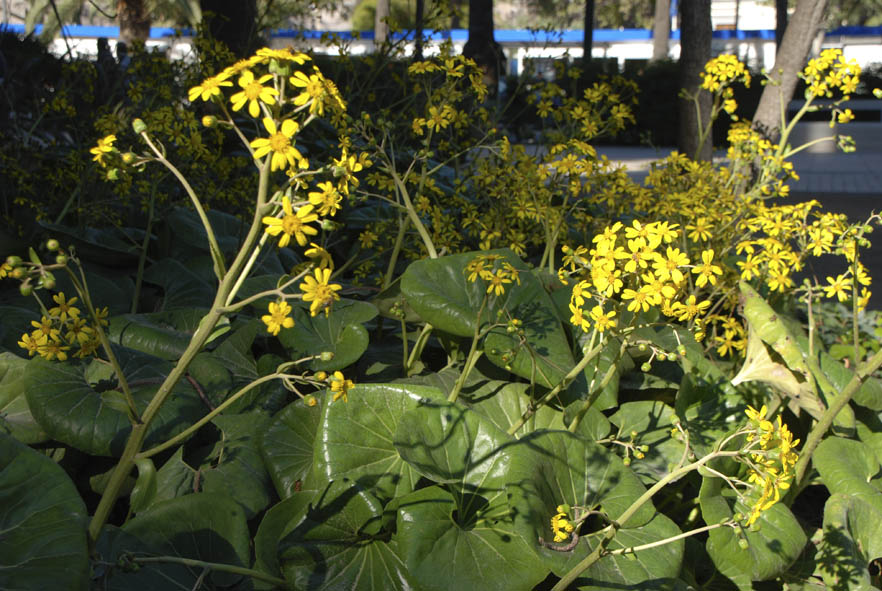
[823,273,852,302]
[188,73,233,102]
[308,181,343,217]
[300,267,342,317]
[18,332,41,356]
[90,134,116,166]
[262,197,319,248]
[230,70,278,118]
[550,511,575,543]
[261,300,295,336]
[329,370,354,402]
[30,317,60,343]
[250,117,307,171]
[49,292,80,322]
[290,70,326,115]
[304,242,334,270]
[37,339,70,361]
[692,249,723,287]
[589,305,616,332]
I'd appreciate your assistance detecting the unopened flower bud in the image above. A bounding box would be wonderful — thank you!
[46,239,60,251]
[122,152,136,164]
[737,538,749,550]
[304,395,318,407]
[55,254,68,265]
[315,370,328,381]
[319,351,335,362]
[19,283,33,297]
[202,115,217,128]
[6,255,22,267]
[132,118,147,134]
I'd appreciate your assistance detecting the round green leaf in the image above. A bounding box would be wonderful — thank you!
[122,492,251,588]
[464,379,565,436]
[699,476,807,585]
[504,430,664,578]
[815,436,882,510]
[0,352,47,444]
[261,397,324,498]
[0,432,89,591]
[395,485,546,591]
[267,480,415,590]
[609,400,686,485]
[279,299,378,371]
[24,349,205,457]
[393,400,513,492]
[319,383,445,501]
[818,493,882,590]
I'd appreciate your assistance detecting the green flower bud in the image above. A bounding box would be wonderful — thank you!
[737,538,749,550]
[6,255,22,267]
[46,239,60,251]
[656,352,667,362]
[637,343,648,352]
[122,152,136,164]
[641,362,652,372]
[202,115,217,128]
[41,275,56,290]
[132,118,147,134]
[55,254,68,265]
[622,457,631,466]
[677,345,687,357]
[319,351,335,362]
[19,283,33,297]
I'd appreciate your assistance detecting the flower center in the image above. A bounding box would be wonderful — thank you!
[269,132,290,153]
[245,82,264,100]
[281,214,302,235]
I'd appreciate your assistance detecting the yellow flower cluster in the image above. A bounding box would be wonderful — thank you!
[300,267,343,317]
[408,53,489,102]
[741,405,799,526]
[802,48,860,99]
[90,134,117,167]
[465,254,521,297]
[561,221,712,335]
[550,505,575,543]
[17,292,107,361]
[261,300,295,336]
[701,54,751,92]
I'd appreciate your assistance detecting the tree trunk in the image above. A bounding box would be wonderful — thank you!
[678,0,713,161]
[582,0,594,68]
[414,0,425,58]
[752,0,827,143]
[462,0,503,97]
[775,0,788,47]
[375,0,390,45]
[200,0,258,57]
[651,0,671,62]
[118,0,150,45]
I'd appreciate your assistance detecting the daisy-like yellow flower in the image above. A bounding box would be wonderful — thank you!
[290,69,326,115]
[188,73,233,102]
[256,47,310,64]
[18,332,41,357]
[262,197,319,248]
[49,292,80,322]
[230,70,278,118]
[823,273,852,302]
[308,181,343,217]
[692,249,723,287]
[250,117,307,171]
[329,370,354,402]
[90,134,116,166]
[589,305,617,332]
[300,267,342,317]
[304,242,334,270]
[262,300,295,336]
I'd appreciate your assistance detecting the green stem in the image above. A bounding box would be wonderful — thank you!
[131,555,287,588]
[131,183,157,314]
[140,131,227,281]
[448,297,488,403]
[87,161,272,546]
[406,323,433,371]
[390,170,438,259]
[507,340,603,436]
[793,346,882,487]
[382,213,409,291]
[551,450,739,590]
[568,338,627,433]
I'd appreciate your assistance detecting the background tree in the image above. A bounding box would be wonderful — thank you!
[582,0,593,69]
[651,0,671,61]
[751,0,827,142]
[462,0,504,97]
[26,0,154,44]
[677,0,712,161]
[200,0,258,57]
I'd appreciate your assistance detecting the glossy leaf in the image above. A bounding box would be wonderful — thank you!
[818,493,882,591]
[609,400,686,485]
[261,396,324,498]
[24,349,204,457]
[130,458,157,514]
[505,430,668,579]
[107,308,205,360]
[279,299,378,372]
[820,350,882,411]
[401,249,575,387]
[464,378,565,436]
[699,476,807,587]
[0,432,89,591]
[0,352,47,444]
[122,492,251,588]
[267,480,415,590]
[814,436,882,509]
[319,383,444,501]
[395,485,546,591]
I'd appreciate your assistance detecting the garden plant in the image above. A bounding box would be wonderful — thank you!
[2,34,882,590]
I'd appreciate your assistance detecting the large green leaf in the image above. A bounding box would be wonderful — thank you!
[150,447,196,507]
[464,378,565,436]
[38,221,145,267]
[200,411,275,519]
[814,436,882,509]
[122,492,251,588]
[562,333,623,411]
[261,396,324,498]
[142,258,215,309]
[820,350,882,411]
[0,432,89,591]
[24,348,205,457]
[0,352,47,444]
[675,373,747,457]
[504,430,669,579]
[107,308,206,360]
[817,493,882,591]
[93,525,191,590]
[395,484,547,591]
[263,480,416,590]
[393,399,513,493]
[279,299,378,372]
[318,383,444,501]
[699,476,807,588]
[401,249,575,387]
[609,400,686,485]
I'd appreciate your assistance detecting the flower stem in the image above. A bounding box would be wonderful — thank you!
[131,555,288,588]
